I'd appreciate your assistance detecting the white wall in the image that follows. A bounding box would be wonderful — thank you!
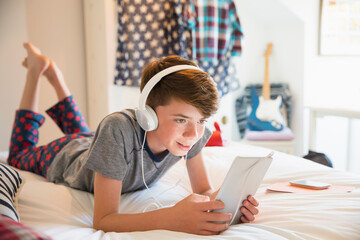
[0,0,87,150]
[0,0,27,150]
[282,0,360,111]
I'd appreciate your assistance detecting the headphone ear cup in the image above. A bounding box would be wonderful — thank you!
[135,105,158,131]
[145,105,158,131]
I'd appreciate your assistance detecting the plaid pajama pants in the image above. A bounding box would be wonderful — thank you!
[7,96,94,178]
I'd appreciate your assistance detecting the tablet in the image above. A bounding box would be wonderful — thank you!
[213,152,273,225]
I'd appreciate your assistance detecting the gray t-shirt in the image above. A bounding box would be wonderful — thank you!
[47,109,211,194]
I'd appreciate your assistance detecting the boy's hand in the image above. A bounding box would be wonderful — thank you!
[209,189,220,200]
[210,191,259,223]
[169,194,232,235]
[240,195,259,223]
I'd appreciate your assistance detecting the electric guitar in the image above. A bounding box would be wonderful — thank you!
[247,43,285,131]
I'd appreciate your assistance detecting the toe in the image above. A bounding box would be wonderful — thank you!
[23,42,41,55]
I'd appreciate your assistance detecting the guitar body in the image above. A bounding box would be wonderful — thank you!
[256,95,285,125]
[247,88,284,131]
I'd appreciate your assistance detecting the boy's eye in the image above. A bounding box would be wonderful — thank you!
[175,119,186,123]
[198,120,207,125]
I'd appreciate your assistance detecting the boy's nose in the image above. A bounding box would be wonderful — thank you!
[184,123,198,139]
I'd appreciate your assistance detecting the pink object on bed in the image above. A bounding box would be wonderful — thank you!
[267,182,354,193]
[244,127,294,141]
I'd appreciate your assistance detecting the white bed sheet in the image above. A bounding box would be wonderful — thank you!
[1,142,360,240]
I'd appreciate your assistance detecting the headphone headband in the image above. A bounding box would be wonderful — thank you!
[138,65,201,110]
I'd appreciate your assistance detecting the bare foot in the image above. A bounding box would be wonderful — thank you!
[22,45,64,87]
[22,43,70,100]
[44,60,71,100]
[22,42,50,79]
[43,60,65,87]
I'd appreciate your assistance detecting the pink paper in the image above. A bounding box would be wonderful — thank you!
[267,182,354,193]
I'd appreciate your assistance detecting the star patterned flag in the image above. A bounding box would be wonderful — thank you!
[114,0,190,87]
[195,51,240,97]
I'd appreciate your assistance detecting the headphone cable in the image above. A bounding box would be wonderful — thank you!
[141,131,187,212]
[141,131,163,209]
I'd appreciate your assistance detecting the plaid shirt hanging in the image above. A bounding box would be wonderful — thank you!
[184,0,243,61]
[183,0,243,96]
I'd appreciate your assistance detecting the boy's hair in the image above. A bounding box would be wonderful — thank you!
[140,55,219,119]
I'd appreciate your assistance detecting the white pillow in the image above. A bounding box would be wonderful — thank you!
[0,151,8,164]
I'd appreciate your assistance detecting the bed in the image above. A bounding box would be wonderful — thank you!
[1,142,360,240]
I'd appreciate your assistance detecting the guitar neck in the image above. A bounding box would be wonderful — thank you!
[262,54,271,100]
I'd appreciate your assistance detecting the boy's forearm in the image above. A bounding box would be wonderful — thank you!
[94,207,173,233]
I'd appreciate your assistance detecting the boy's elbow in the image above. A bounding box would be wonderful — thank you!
[92,219,102,232]
[93,215,124,233]
[93,216,110,232]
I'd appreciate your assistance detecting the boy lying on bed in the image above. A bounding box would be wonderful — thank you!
[7,42,259,235]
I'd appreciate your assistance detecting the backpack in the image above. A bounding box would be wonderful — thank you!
[303,151,333,168]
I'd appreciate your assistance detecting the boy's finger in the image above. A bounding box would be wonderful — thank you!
[243,200,259,215]
[241,206,255,221]
[248,195,259,206]
[202,222,229,233]
[204,212,232,222]
[197,200,225,211]
[240,215,250,223]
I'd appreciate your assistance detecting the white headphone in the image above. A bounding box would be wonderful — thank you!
[135,65,203,131]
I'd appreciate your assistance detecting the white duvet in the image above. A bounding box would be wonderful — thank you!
[2,142,360,240]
